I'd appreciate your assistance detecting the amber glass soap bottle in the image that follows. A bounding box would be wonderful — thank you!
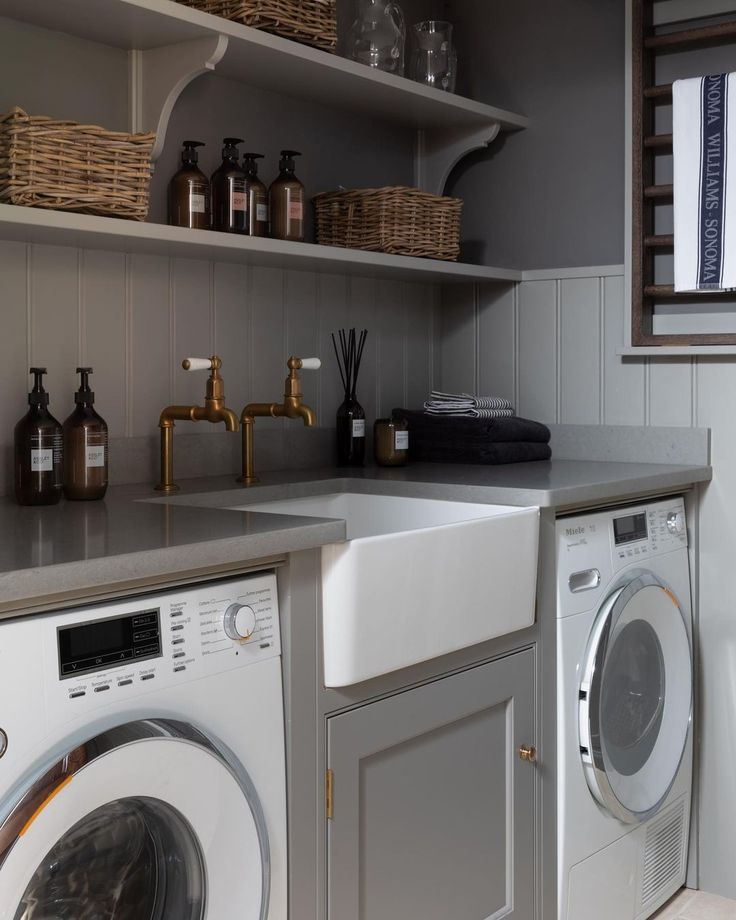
[14,367,63,506]
[62,367,108,501]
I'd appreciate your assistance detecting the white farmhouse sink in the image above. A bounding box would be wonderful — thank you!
[232,492,539,687]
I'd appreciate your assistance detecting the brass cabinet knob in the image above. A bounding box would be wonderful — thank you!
[519,744,537,763]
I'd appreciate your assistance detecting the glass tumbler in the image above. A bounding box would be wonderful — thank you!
[411,20,456,93]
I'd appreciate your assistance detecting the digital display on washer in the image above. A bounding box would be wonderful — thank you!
[613,512,648,546]
[58,609,162,679]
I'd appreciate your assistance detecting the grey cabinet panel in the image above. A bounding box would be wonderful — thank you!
[327,648,536,920]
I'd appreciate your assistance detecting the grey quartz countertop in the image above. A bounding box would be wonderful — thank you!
[0,458,711,616]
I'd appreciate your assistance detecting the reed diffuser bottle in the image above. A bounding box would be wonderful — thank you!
[332,328,368,466]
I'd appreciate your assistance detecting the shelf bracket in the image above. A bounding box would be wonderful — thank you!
[129,35,229,165]
[414,123,502,196]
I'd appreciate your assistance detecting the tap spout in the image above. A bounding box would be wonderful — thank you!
[154,355,240,492]
[238,355,320,486]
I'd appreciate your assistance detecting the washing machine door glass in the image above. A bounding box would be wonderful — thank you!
[580,573,692,824]
[0,720,270,920]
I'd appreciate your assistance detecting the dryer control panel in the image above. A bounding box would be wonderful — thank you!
[44,572,280,721]
[556,497,688,618]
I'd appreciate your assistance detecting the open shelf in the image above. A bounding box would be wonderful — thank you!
[0,0,527,131]
[0,205,522,284]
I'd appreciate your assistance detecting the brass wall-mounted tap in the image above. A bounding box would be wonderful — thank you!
[155,356,239,493]
[239,356,321,485]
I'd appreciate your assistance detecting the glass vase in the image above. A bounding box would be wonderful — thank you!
[410,20,456,93]
[348,0,406,77]
[336,394,366,467]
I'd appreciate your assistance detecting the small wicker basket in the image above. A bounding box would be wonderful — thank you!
[0,107,155,221]
[314,186,463,261]
[176,0,337,52]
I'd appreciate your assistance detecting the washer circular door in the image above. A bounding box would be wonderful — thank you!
[579,573,692,824]
[0,719,270,920]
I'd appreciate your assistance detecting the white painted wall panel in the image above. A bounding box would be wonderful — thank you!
[518,280,558,422]
[285,270,320,421]
[0,239,428,493]
[477,283,517,406]
[439,284,476,394]
[376,281,406,417]
[602,274,646,426]
[172,260,213,416]
[82,251,127,438]
[30,245,79,411]
[403,283,435,411]
[213,262,250,414]
[648,359,695,428]
[129,254,171,439]
[0,241,29,493]
[559,278,601,424]
[347,277,378,425]
[317,274,349,423]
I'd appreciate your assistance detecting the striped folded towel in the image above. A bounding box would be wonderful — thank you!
[423,390,515,419]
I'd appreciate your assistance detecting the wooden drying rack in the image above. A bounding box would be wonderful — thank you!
[631,0,736,346]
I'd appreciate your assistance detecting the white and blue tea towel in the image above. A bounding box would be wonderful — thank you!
[673,73,736,292]
[423,391,515,419]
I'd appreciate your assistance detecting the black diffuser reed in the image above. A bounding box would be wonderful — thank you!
[332,328,368,466]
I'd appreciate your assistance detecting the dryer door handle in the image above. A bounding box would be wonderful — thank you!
[568,569,601,593]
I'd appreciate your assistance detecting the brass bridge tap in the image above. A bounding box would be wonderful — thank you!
[155,356,240,493]
[239,356,321,485]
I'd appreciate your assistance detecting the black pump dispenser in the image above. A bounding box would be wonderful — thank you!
[222,137,244,159]
[279,150,301,174]
[181,140,204,166]
[14,367,63,505]
[29,367,50,407]
[243,152,264,177]
[63,367,108,501]
[74,367,94,406]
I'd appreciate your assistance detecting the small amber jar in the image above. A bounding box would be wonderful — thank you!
[374,417,409,466]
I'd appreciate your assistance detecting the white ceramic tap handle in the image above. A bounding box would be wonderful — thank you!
[182,358,213,371]
[300,358,322,370]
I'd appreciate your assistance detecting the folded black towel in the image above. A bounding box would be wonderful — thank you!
[406,439,552,465]
[392,409,551,445]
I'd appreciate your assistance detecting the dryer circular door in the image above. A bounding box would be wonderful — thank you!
[0,719,271,920]
[579,572,692,824]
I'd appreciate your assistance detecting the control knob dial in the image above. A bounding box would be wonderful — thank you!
[666,511,685,536]
[223,603,257,641]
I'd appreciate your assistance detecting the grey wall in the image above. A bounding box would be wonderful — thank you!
[445,0,625,270]
[0,19,440,496]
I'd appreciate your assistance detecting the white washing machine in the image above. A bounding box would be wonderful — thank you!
[556,497,693,920]
[0,571,287,920]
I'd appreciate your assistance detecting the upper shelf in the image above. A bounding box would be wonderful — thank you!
[0,0,529,134]
[0,204,522,284]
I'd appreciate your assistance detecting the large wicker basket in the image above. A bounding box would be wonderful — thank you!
[0,107,155,221]
[176,0,337,52]
[314,186,463,261]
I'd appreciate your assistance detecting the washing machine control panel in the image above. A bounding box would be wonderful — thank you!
[556,497,688,615]
[44,572,280,721]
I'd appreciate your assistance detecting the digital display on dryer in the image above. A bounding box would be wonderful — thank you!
[58,609,162,679]
[613,512,648,546]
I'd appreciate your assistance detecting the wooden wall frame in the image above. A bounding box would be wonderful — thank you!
[628,0,736,348]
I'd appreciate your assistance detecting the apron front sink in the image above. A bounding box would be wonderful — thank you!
[230,492,540,687]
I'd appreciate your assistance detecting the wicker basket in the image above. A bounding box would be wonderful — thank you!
[314,186,463,261]
[176,0,337,52]
[0,107,155,221]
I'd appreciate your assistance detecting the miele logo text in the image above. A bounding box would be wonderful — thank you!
[566,527,585,537]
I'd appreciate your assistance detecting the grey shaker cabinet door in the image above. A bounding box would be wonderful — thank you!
[327,648,536,920]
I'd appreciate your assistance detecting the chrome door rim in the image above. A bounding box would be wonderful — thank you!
[0,718,271,920]
[581,573,692,824]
